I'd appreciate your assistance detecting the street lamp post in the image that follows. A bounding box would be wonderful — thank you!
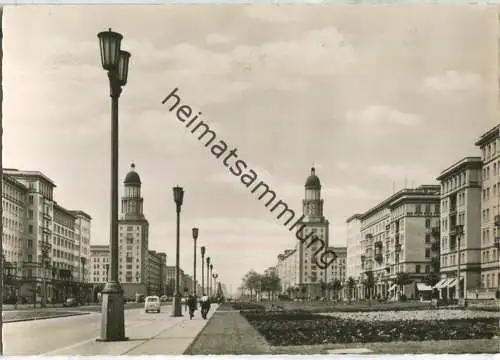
[192,228,199,296]
[209,264,213,298]
[454,225,464,302]
[105,264,110,282]
[201,247,206,295]
[206,257,211,297]
[212,273,218,298]
[81,257,86,304]
[97,28,131,342]
[172,186,184,317]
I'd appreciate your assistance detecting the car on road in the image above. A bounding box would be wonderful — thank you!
[144,296,161,313]
[63,298,78,307]
[160,295,168,303]
[181,297,186,304]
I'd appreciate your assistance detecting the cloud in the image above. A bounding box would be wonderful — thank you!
[156,27,355,77]
[345,106,422,127]
[421,71,482,92]
[367,164,437,184]
[243,4,302,23]
[206,33,234,45]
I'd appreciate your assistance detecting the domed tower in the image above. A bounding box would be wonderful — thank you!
[121,163,145,220]
[118,163,149,294]
[296,166,329,299]
[303,167,324,219]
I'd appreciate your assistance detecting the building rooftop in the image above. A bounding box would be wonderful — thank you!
[475,124,499,147]
[436,156,482,181]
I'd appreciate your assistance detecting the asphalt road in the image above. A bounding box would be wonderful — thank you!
[3,304,173,355]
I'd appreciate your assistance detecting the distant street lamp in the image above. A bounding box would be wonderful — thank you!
[454,224,464,302]
[172,185,184,317]
[192,228,199,296]
[201,246,206,295]
[105,264,110,282]
[206,257,211,297]
[212,273,218,297]
[209,264,213,298]
[97,28,131,342]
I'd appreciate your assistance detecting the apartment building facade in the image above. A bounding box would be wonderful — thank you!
[147,250,167,296]
[3,169,92,303]
[276,248,297,293]
[346,214,362,299]
[327,246,347,287]
[355,185,441,300]
[475,125,500,294]
[435,157,482,299]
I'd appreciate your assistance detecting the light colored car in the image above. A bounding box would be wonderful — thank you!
[144,296,161,313]
[181,297,186,304]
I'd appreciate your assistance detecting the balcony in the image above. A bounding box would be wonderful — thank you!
[395,242,402,253]
[375,240,383,249]
[23,261,39,268]
[43,212,52,220]
[431,242,440,252]
[365,233,373,240]
[495,215,500,227]
[495,237,500,249]
[374,253,383,263]
[431,226,440,237]
[39,241,52,252]
[385,224,390,231]
[42,226,51,234]
[449,206,457,215]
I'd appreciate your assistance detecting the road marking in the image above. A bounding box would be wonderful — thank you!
[40,320,153,355]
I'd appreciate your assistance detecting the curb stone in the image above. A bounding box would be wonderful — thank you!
[4,312,90,323]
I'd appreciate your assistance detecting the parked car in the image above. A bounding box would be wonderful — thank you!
[181,297,186,304]
[160,295,168,303]
[63,298,78,307]
[144,296,161,313]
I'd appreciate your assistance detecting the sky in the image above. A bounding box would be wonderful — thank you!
[3,4,499,294]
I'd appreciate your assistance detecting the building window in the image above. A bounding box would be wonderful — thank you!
[416,265,421,273]
[425,249,430,258]
[425,219,431,228]
[425,234,431,243]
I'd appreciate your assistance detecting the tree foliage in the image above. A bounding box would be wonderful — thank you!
[241,270,282,300]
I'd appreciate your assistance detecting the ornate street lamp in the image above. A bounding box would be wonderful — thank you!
[192,228,199,296]
[201,246,206,295]
[97,28,131,342]
[206,257,211,297]
[172,185,184,317]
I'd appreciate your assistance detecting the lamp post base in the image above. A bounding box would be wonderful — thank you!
[171,294,183,317]
[97,281,128,342]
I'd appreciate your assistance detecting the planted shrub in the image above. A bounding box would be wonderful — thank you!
[241,311,499,346]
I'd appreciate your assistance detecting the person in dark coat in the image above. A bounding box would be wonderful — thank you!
[200,293,210,320]
[187,294,197,320]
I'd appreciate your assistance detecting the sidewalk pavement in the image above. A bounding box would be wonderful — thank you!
[42,304,219,356]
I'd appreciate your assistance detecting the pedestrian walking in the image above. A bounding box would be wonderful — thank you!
[200,293,210,320]
[187,293,197,320]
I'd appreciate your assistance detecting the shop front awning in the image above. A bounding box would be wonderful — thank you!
[446,276,464,288]
[433,279,448,289]
[416,283,432,292]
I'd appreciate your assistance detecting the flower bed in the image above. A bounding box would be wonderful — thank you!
[319,309,500,321]
[242,310,499,346]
